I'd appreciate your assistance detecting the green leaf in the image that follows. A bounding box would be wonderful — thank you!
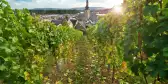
[0,9,3,14]
[32,64,37,69]
[163,47,168,57]
[12,37,18,43]
[0,65,6,71]
[157,21,168,34]
[163,0,168,8]
[12,65,20,70]
[162,8,168,16]
[144,5,159,16]
[159,70,167,78]
[150,71,158,77]
[143,47,160,57]
[0,57,5,65]
[131,63,140,76]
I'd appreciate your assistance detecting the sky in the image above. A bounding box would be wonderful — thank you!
[7,0,123,9]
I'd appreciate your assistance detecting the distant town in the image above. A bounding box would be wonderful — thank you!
[28,0,116,33]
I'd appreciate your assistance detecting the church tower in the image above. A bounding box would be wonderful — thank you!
[84,0,90,20]
[85,0,89,10]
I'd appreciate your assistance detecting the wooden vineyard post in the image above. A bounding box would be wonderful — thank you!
[139,0,148,84]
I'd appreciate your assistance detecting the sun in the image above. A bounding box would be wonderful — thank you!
[104,0,123,8]
[113,6,122,13]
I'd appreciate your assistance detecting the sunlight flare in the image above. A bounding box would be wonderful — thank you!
[114,6,123,13]
[105,0,123,8]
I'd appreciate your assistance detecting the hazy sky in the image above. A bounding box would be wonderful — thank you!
[7,0,123,9]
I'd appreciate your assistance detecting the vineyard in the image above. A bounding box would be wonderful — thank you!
[0,0,168,84]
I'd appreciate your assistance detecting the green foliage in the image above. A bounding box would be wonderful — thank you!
[86,0,168,83]
[1,0,168,83]
[0,0,82,83]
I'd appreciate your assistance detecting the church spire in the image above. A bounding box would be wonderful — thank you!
[85,0,89,10]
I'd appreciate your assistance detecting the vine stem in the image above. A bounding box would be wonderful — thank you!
[112,65,115,84]
[139,1,148,84]
[144,74,148,84]
[159,0,162,15]
[153,73,160,84]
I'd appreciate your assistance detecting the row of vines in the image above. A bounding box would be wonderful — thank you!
[0,0,82,83]
[85,0,168,83]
